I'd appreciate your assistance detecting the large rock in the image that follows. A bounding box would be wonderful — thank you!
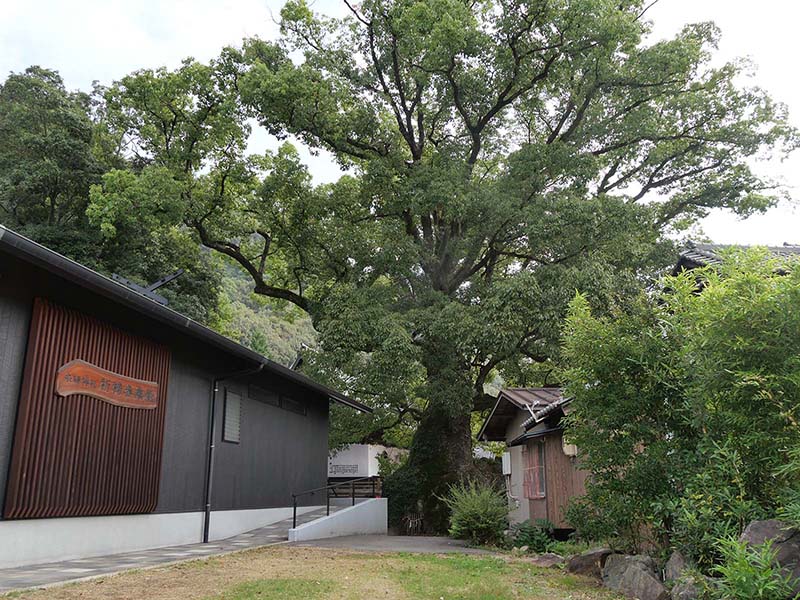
[527,552,565,568]
[664,550,689,582]
[566,547,614,580]
[739,519,800,595]
[602,554,669,600]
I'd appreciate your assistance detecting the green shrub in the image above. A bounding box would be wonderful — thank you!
[383,464,422,528]
[566,487,649,553]
[563,255,800,562]
[510,519,555,553]
[711,537,798,600]
[547,538,592,557]
[775,447,800,530]
[442,481,509,546]
[671,442,767,569]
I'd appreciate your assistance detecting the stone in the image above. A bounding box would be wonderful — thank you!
[604,553,659,576]
[602,554,669,600]
[527,552,565,568]
[566,547,614,580]
[664,550,689,582]
[739,519,800,596]
[670,576,703,600]
[518,545,529,553]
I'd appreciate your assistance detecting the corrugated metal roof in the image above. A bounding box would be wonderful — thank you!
[500,387,562,410]
[478,387,566,441]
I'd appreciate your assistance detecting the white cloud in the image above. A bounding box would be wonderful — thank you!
[0,0,278,89]
[646,0,800,244]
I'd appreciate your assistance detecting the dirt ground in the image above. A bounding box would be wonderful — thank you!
[4,545,621,600]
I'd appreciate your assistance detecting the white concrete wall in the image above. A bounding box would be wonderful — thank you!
[328,444,409,478]
[506,411,531,525]
[367,445,381,477]
[329,497,370,507]
[507,445,529,524]
[328,444,373,477]
[0,505,323,569]
[288,498,387,542]
[207,505,322,541]
[0,512,204,569]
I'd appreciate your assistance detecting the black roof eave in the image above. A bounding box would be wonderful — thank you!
[477,394,514,441]
[0,225,371,414]
[507,426,563,447]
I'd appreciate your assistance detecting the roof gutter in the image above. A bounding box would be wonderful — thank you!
[0,225,371,414]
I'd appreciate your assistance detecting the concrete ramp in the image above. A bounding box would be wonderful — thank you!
[288,498,387,542]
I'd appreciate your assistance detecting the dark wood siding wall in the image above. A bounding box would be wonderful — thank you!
[0,282,32,517]
[526,432,589,529]
[212,375,329,510]
[4,299,171,519]
[0,255,332,520]
[155,352,212,513]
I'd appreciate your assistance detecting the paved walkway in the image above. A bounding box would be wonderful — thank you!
[291,534,490,555]
[0,507,336,594]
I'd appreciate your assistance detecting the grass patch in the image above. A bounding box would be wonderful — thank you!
[207,578,336,599]
[379,553,618,600]
[387,554,516,599]
[4,545,621,600]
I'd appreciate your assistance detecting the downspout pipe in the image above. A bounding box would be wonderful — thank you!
[202,361,265,543]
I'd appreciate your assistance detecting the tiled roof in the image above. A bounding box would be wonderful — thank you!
[501,387,570,430]
[518,395,571,430]
[676,242,800,272]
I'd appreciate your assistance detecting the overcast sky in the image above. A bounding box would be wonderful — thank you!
[2,0,797,245]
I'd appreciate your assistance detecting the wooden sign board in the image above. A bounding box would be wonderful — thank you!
[56,359,159,409]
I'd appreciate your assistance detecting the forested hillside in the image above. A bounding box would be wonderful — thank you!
[212,264,317,366]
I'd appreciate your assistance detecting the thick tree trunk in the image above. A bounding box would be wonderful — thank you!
[403,405,473,532]
[384,357,476,533]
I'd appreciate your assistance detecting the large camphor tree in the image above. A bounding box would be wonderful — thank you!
[88,0,796,529]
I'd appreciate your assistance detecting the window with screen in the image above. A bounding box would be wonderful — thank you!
[522,442,546,499]
[281,395,306,416]
[223,389,241,443]
[248,383,279,407]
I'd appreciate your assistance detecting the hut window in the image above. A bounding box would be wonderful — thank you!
[522,443,546,499]
[223,389,241,443]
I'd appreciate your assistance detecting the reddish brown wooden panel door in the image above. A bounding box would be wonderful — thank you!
[3,298,170,519]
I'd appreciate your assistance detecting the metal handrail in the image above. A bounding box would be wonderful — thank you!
[291,476,378,528]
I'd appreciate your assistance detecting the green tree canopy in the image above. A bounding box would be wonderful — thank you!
[0,66,223,322]
[0,66,102,255]
[88,0,797,530]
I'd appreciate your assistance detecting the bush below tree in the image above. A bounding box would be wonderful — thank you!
[563,251,800,578]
